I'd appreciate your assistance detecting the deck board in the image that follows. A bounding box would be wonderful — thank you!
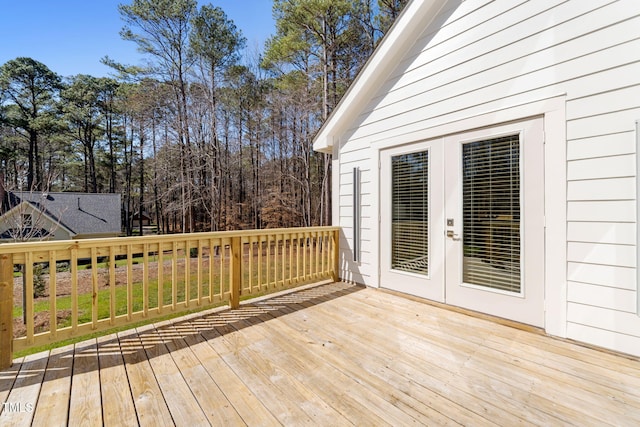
[137,324,211,426]
[97,334,138,427]
[348,286,640,423]
[179,321,280,426]
[68,339,102,427]
[2,353,47,426]
[276,285,528,425]
[31,345,73,427]
[253,298,472,426]
[118,329,174,427]
[232,306,398,425]
[159,325,246,426]
[204,320,320,425]
[2,281,640,426]
[0,356,22,415]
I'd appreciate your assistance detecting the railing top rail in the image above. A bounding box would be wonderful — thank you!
[0,226,341,254]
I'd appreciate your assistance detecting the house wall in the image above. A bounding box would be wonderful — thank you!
[0,204,72,241]
[49,224,72,241]
[336,0,640,356]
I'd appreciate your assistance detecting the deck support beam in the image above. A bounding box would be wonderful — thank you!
[0,253,14,369]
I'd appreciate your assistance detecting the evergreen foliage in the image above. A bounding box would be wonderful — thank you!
[0,0,408,233]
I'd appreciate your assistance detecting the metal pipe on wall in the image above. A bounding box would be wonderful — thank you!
[353,167,360,262]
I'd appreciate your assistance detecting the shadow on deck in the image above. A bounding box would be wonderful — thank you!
[2,281,640,426]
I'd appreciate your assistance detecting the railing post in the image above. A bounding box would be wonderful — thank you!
[332,229,340,282]
[230,236,241,309]
[0,253,14,370]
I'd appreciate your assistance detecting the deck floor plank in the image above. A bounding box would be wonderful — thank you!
[202,318,322,425]
[274,284,640,426]
[136,324,210,426]
[97,334,138,427]
[369,288,640,420]
[180,319,280,426]
[31,345,74,427]
[218,315,354,426]
[251,300,473,426]
[68,340,102,427]
[1,353,46,426]
[159,321,247,426]
[268,287,533,426]
[117,329,174,427]
[0,356,23,415]
[342,285,633,425]
[2,282,640,426]
[193,305,391,426]
[485,332,640,397]
[225,306,398,426]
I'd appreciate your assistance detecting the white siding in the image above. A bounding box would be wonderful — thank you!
[568,282,636,313]
[336,0,640,356]
[567,155,635,180]
[567,262,636,291]
[567,132,635,161]
[567,178,635,202]
[567,222,636,245]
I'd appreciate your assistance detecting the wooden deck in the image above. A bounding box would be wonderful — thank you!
[1,281,639,426]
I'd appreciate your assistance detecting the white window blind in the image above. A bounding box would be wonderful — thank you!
[391,150,429,275]
[462,135,521,292]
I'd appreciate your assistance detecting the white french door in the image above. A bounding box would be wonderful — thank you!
[380,118,545,327]
[380,140,445,301]
[443,118,545,326]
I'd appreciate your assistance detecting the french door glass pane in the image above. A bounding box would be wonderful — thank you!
[391,151,429,275]
[462,135,521,292]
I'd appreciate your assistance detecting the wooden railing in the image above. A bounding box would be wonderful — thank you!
[0,227,340,369]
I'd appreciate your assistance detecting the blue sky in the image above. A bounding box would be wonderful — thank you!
[0,0,275,78]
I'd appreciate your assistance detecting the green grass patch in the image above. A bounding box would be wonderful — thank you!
[14,277,224,328]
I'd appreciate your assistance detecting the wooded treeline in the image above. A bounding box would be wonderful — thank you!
[0,0,407,235]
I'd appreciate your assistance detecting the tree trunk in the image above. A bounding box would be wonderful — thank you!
[139,122,145,236]
[27,131,36,190]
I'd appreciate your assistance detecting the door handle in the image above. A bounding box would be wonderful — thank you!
[446,230,461,241]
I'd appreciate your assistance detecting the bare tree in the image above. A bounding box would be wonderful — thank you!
[0,175,64,242]
[0,175,66,302]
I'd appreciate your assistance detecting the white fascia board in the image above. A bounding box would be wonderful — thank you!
[313,0,452,153]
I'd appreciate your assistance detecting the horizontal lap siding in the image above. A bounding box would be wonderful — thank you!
[568,262,636,291]
[352,0,634,142]
[567,132,636,160]
[567,222,635,245]
[562,2,640,354]
[336,0,640,353]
